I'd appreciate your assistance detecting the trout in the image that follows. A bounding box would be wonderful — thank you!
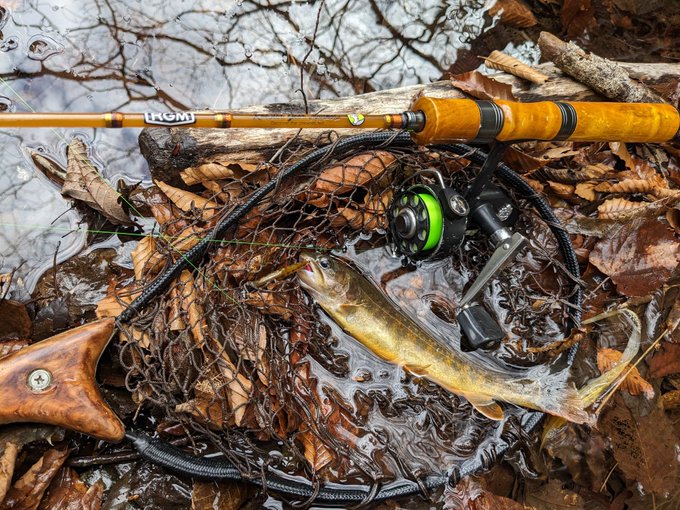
[298,252,592,424]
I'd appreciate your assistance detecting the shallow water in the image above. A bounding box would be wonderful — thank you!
[0,0,509,293]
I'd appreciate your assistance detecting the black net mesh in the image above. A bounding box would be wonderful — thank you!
[105,139,572,486]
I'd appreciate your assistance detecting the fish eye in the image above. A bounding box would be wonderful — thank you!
[319,258,330,269]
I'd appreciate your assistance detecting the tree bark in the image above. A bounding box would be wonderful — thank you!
[139,61,680,185]
[538,32,667,104]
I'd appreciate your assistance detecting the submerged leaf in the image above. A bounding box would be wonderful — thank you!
[589,218,680,296]
[648,342,680,378]
[601,402,679,496]
[38,468,103,510]
[191,481,255,510]
[299,426,334,473]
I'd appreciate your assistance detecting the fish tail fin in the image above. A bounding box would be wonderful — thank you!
[531,370,594,426]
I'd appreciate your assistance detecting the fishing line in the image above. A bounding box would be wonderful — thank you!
[0,221,334,251]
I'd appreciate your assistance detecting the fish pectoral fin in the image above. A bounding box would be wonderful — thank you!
[465,396,505,421]
[338,303,362,315]
[404,362,432,376]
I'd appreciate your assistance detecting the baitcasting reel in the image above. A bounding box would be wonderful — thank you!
[388,146,527,351]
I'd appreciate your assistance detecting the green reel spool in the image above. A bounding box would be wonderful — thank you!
[390,187,446,257]
[389,170,469,260]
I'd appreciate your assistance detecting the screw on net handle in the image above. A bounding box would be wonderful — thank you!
[410,97,680,144]
[0,318,125,442]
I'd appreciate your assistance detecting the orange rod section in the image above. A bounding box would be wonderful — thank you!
[0,112,393,129]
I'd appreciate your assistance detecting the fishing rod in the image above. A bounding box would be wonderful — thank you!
[2,97,679,143]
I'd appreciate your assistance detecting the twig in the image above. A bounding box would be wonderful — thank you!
[298,0,325,114]
[538,32,666,104]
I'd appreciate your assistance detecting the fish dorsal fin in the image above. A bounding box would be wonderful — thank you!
[466,395,504,421]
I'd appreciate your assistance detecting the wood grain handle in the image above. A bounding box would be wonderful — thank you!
[410,97,680,144]
[0,318,125,442]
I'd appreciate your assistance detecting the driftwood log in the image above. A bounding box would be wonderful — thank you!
[140,62,680,185]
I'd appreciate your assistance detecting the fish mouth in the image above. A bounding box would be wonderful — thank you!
[297,252,325,289]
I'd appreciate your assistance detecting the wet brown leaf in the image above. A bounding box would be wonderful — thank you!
[597,348,654,398]
[444,476,525,510]
[648,342,680,378]
[483,50,548,84]
[302,151,397,208]
[597,197,659,220]
[181,161,260,186]
[298,426,334,473]
[0,443,18,502]
[589,218,680,296]
[523,479,592,509]
[487,0,537,27]
[0,445,69,510]
[542,424,613,492]
[561,0,596,37]
[178,270,207,349]
[155,180,219,220]
[574,182,598,201]
[62,138,133,225]
[131,235,160,282]
[0,300,31,340]
[660,389,680,410]
[38,467,103,510]
[601,402,678,495]
[666,208,680,234]
[191,481,255,510]
[450,71,515,101]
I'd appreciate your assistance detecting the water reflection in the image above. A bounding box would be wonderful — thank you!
[0,0,492,291]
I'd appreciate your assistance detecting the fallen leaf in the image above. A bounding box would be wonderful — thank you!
[62,138,133,225]
[561,0,596,37]
[444,476,525,510]
[575,182,598,201]
[542,424,613,492]
[0,443,18,502]
[0,445,69,510]
[589,218,680,296]
[523,478,592,509]
[131,235,160,281]
[0,300,31,340]
[191,481,255,510]
[38,467,104,510]
[483,50,548,84]
[648,342,680,378]
[547,181,575,200]
[601,402,678,496]
[29,151,67,186]
[298,426,334,473]
[155,180,219,220]
[597,348,654,398]
[450,71,516,101]
[660,389,680,410]
[301,151,397,208]
[487,0,537,27]
[181,161,260,186]
[178,270,207,349]
[667,208,680,234]
[597,198,658,220]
